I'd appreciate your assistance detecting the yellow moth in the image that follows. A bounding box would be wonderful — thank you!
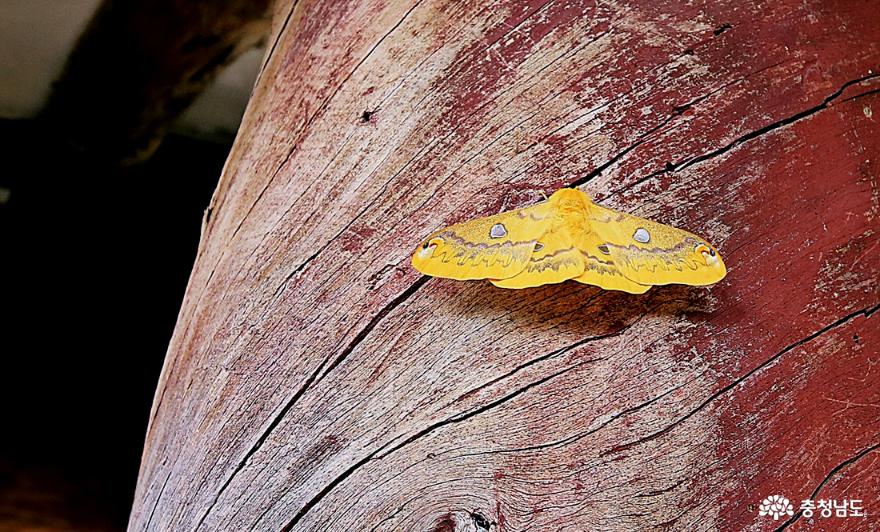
[411,187,726,293]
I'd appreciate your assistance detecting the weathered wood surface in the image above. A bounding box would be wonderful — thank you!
[130,0,880,530]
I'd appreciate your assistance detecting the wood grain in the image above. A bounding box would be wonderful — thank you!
[130,0,880,530]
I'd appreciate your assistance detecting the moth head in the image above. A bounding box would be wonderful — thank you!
[549,187,591,211]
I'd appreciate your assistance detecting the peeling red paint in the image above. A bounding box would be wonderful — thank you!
[438,1,598,132]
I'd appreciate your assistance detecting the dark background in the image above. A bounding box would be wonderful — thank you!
[0,119,230,529]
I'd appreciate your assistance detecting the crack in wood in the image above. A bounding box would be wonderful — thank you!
[655,504,691,529]
[713,23,733,36]
[158,7,432,525]
[635,477,687,498]
[613,73,880,196]
[410,0,557,111]
[840,86,880,105]
[567,101,687,190]
[313,277,430,385]
[367,494,420,532]
[281,361,586,530]
[601,303,879,458]
[233,0,425,240]
[569,58,788,190]
[775,441,880,531]
[462,378,688,459]
[147,133,296,439]
[143,469,172,531]
[193,277,428,530]
[255,0,301,85]
[446,291,644,408]
[448,342,607,408]
[198,0,426,316]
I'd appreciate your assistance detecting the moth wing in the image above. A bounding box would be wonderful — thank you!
[412,200,555,281]
[587,203,726,286]
[490,228,585,289]
[572,233,651,294]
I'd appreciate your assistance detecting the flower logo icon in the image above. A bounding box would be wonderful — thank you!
[759,495,794,520]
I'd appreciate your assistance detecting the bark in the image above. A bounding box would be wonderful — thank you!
[130,0,880,530]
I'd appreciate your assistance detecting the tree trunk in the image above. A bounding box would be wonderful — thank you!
[130,1,880,530]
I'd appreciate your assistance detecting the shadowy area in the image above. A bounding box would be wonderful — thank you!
[0,118,228,529]
[42,0,269,164]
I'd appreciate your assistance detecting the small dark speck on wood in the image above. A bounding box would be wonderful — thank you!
[471,511,492,530]
[714,22,732,36]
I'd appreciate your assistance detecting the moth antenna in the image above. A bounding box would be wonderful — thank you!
[540,190,548,200]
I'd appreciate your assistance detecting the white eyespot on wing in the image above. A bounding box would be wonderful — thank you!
[633,227,650,243]
[490,223,508,238]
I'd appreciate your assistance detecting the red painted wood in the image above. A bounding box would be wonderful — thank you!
[130,0,879,530]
